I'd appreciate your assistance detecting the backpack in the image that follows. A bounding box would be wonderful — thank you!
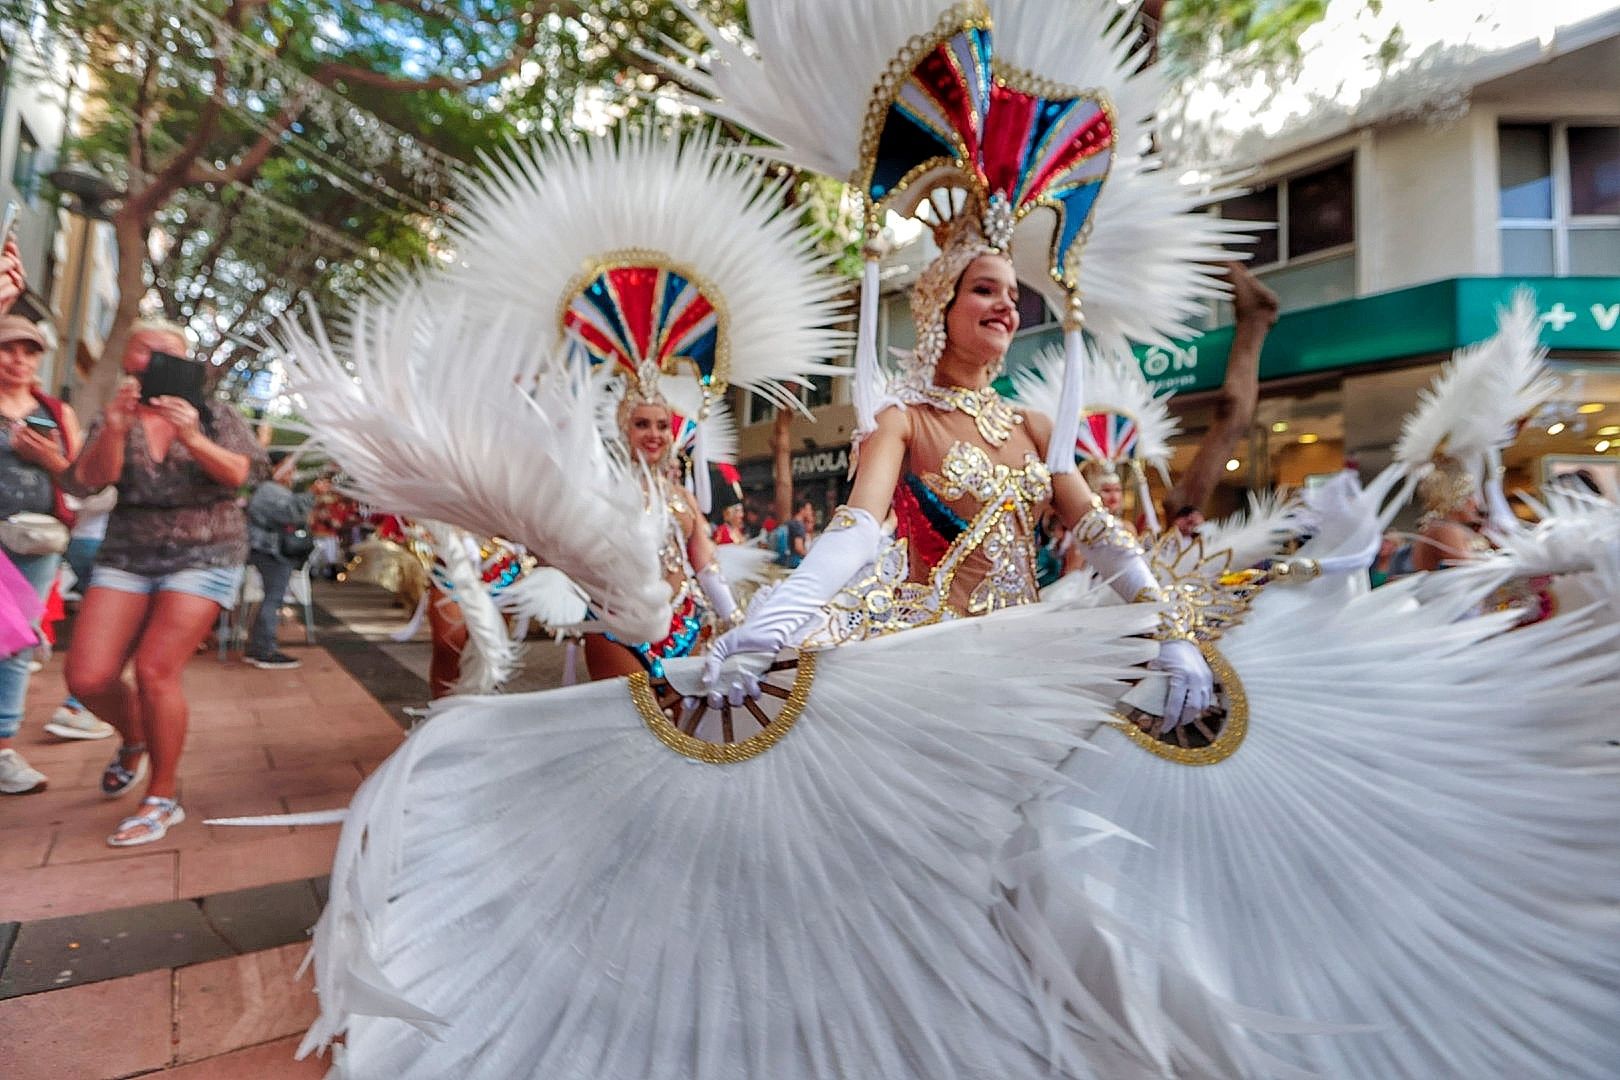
[772,523,800,568]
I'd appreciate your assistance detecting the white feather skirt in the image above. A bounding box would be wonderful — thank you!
[1025,570,1620,1079]
[298,598,1228,1079]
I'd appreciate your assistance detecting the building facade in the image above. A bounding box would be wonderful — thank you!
[728,3,1620,522]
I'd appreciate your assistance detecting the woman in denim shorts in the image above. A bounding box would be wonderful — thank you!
[62,320,266,846]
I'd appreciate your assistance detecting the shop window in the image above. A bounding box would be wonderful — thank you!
[1215,157,1355,270]
[1212,157,1357,317]
[1499,122,1620,276]
[11,122,39,204]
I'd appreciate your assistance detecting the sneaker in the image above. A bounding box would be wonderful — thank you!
[246,651,302,670]
[44,704,117,741]
[0,748,47,794]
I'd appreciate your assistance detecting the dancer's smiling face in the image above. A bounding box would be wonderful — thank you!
[628,402,674,464]
[943,255,1020,370]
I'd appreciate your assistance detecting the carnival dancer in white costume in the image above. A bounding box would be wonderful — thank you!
[677,3,1620,1077]
[277,124,1199,1078]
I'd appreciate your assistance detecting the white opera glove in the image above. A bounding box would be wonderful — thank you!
[702,506,881,707]
[1072,504,1213,729]
[695,562,740,627]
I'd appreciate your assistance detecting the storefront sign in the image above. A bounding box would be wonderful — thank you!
[792,446,850,479]
[1005,276,1620,399]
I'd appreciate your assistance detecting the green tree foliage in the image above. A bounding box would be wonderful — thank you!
[4,0,750,407]
[1154,0,1333,72]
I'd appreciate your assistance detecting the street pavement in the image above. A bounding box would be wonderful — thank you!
[0,580,567,1078]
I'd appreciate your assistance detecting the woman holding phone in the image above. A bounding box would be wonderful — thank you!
[0,314,82,795]
[62,320,266,844]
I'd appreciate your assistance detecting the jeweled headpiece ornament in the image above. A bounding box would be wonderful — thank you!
[1394,289,1558,527]
[672,0,1245,471]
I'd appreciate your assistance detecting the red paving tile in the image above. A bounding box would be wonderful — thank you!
[9,637,399,898]
[158,1034,327,1078]
[176,829,339,899]
[174,944,319,1065]
[1,849,177,922]
[0,969,171,1080]
[0,825,55,871]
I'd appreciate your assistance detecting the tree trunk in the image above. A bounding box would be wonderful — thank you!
[77,209,154,417]
[1163,261,1279,520]
[771,405,793,524]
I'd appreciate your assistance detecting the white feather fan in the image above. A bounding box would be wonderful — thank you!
[275,294,672,644]
[1197,489,1315,571]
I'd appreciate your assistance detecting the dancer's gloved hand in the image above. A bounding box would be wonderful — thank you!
[1150,639,1213,729]
[702,506,880,707]
[1070,503,1214,729]
[695,563,740,627]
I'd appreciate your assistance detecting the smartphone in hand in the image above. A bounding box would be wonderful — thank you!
[21,414,59,435]
[138,350,208,408]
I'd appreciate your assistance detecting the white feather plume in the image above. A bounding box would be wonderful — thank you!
[1393,289,1559,482]
[661,0,947,180]
[1006,342,1179,475]
[1491,488,1620,579]
[421,521,520,696]
[275,294,672,644]
[496,567,592,632]
[1197,489,1315,571]
[712,542,775,589]
[450,125,849,412]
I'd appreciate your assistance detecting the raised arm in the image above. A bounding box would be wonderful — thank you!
[63,378,139,495]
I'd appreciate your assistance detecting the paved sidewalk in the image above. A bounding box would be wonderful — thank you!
[0,581,492,1078]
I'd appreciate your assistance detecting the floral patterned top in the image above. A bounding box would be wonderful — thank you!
[78,401,267,577]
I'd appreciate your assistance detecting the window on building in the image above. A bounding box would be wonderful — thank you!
[1212,156,1357,316]
[11,123,39,204]
[1499,122,1620,276]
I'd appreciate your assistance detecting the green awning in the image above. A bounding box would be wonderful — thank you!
[1001,276,1620,397]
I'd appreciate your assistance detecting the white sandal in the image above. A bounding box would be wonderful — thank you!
[108,796,185,847]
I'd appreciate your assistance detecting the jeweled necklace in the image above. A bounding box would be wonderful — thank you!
[901,381,1020,446]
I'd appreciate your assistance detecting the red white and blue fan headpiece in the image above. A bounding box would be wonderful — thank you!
[670,0,1246,470]
[448,125,848,508]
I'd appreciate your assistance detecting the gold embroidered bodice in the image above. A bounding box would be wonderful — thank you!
[808,398,1053,645]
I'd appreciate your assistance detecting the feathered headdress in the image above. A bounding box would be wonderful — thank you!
[452,124,848,510]
[1007,341,1179,527]
[276,128,846,638]
[1394,289,1558,524]
[668,0,1245,470]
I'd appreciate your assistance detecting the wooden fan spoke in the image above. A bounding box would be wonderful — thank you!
[1109,645,1249,767]
[629,654,816,764]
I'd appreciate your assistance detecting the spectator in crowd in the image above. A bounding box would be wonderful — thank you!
[712,502,748,545]
[309,472,356,578]
[245,450,314,669]
[773,497,816,569]
[62,320,266,844]
[45,485,120,742]
[0,314,82,793]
